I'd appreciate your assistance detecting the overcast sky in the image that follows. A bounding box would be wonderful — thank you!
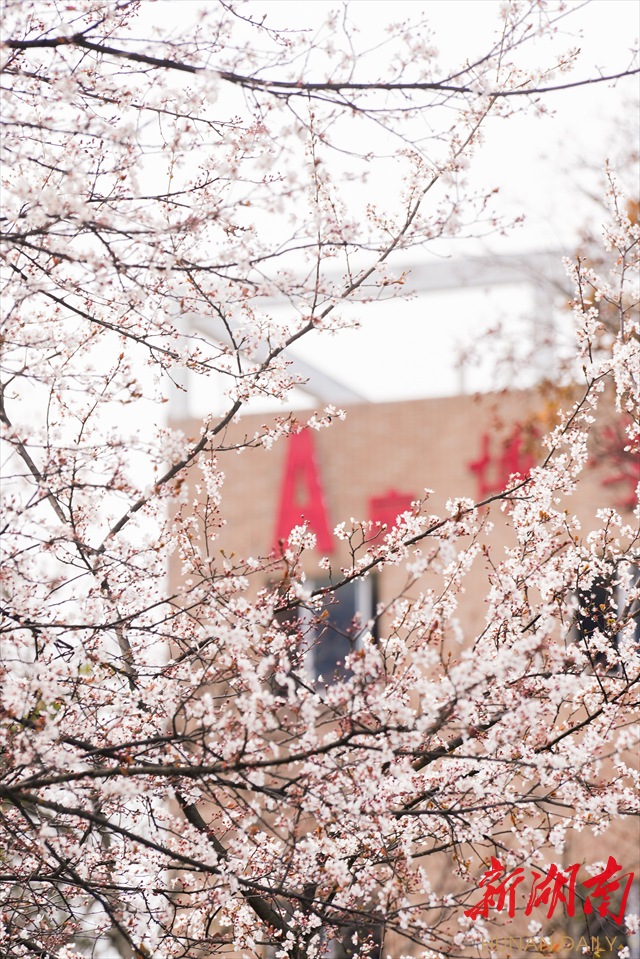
[169,0,639,414]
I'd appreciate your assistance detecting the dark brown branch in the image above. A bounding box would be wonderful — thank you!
[175,791,291,939]
[4,35,638,100]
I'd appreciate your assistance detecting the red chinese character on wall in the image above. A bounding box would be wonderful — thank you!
[274,430,333,553]
[368,489,415,539]
[468,426,536,500]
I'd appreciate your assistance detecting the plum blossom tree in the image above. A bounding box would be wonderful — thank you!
[0,2,638,958]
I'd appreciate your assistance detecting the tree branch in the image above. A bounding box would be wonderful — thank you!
[5,35,637,100]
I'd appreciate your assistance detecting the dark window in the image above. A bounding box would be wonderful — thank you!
[307,576,378,685]
[268,575,378,692]
[576,580,611,640]
[575,567,640,671]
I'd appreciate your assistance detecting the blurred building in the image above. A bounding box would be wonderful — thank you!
[175,385,637,662]
[170,253,639,957]
[171,385,639,958]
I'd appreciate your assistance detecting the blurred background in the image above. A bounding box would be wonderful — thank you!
[162,0,638,416]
